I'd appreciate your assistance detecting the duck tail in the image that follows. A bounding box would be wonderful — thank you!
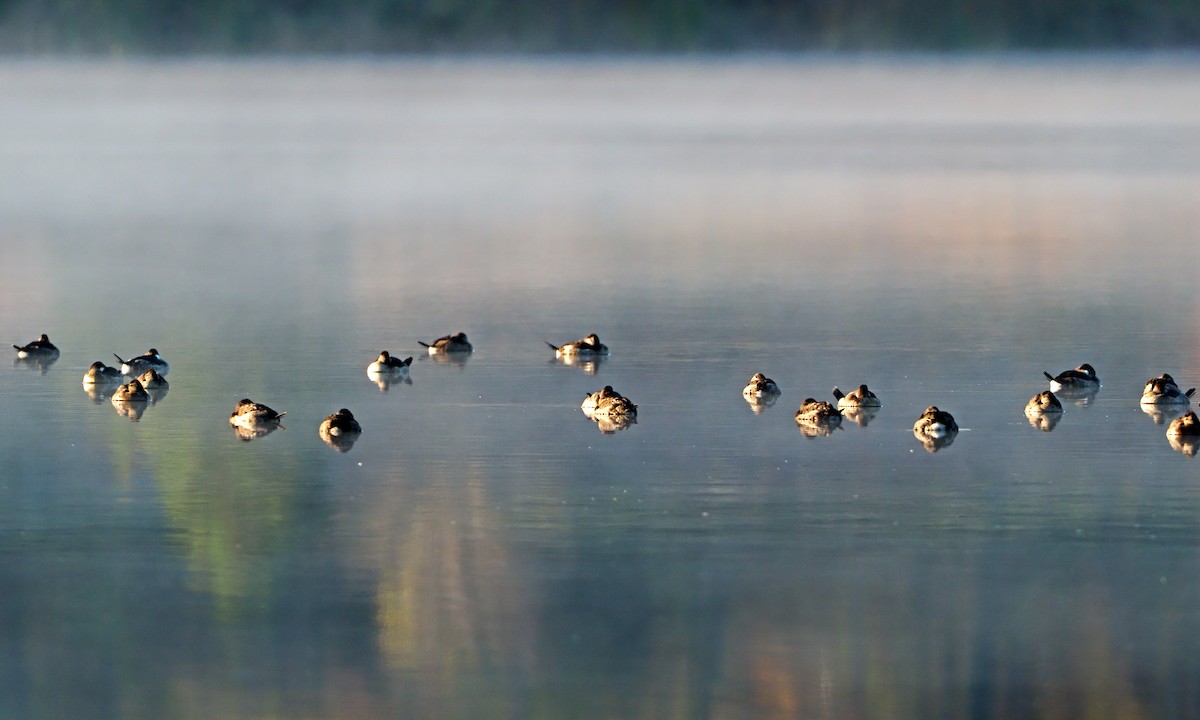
[1187,388,1196,398]
[832,386,845,401]
[401,356,413,367]
[12,344,20,351]
[545,341,560,351]
[1043,371,1054,382]
[277,411,287,418]
[417,341,432,348]
[114,353,128,364]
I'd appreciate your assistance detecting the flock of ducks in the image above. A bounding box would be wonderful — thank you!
[13,333,451,452]
[743,360,1200,454]
[13,333,1200,455]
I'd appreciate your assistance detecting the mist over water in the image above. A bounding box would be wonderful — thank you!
[2,58,1200,718]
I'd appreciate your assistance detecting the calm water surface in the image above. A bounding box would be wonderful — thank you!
[2,57,1200,718]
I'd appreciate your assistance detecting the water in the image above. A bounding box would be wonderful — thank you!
[2,57,1200,718]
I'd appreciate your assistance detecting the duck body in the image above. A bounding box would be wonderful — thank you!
[319,408,362,436]
[742,373,782,399]
[581,386,638,418]
[419,332,472,354]
[368,351,413,374]
[13,334,59,359]
[1043,363,1099,392]
[1025,390,1064,415]
[832,384,881,409]
[136,369,169,390]
[795,398,842,424]
[1167,411,1200,438]
[229,398,286,428]
[548,334,609,358]
[913,406,958,437]
[1141,374,1195,406]
[115,348,169,377]
[111,379,150,402]
[83,361,123,385]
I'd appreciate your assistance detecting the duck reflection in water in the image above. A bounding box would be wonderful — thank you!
[368,371,413,391]
[13,333,59,373]
[1024,391,1064,432]
[840,405,881,427]
[82,361,123,402]
[913,406,958,452]
[110,380,150,421]
[549,353,605,375]
[1167,411,1200,456]
[319,408,362,452]
[742,373,781,413]
[1043,364,1100,407]
[136,369,170,405]
[367,351,414,391]
[1140,374,1194,418]
[13,354,59,374]
[422,350,470,368]
[581,386,638,433]
[546,333,609,358]
[229,398,286,431]
[794,398,842,437]
[231,422,282,442]
[591,413,637,434]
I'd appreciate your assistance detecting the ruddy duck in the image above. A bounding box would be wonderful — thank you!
[1140,374,1195,405]
[547,334,609,358]
[229,398,286,428]
[319,408,360,436]
[83,361,123,385]
[832,384,881,409]
[742,373,782,399]
[1025,390,1063,415]
[418,333,472,354]
[581,386,638,418]
[367,351,413,374]
[913,406,958,437]
[1167,411,1200,438]
[136,369,169,390]
[795,398,842,424]
[114,348,169,377]
[13,334,59,359]
[1043,364,1099,392]
[110,379,150,402]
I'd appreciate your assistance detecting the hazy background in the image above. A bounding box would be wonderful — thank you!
[1,0,1198,54]
[4,4,1200,720]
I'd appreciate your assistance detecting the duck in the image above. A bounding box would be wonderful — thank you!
[1043,363,1099,392]
[13,334,59,359]
[913,406,958,437]
[742,373,782,399]
[547,334,609,357]
[229,398,286,428]
[1167,411,1200,438]
[1025,390,1064,415]
[136,368,169,390]
[82,360,123,385]
[581,386,638,418]
[832,384,881,409]
[1140,374,1195,405]
[110,379,150,402]
[114,348,169,377]
[319,408,362,436]
[795,398,842,424]
[367,351,413,374]
[418,332,472,354]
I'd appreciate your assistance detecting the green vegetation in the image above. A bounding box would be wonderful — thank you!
[0,0,1197,54]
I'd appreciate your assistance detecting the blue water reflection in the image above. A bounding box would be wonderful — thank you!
[2,58,1200,718]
